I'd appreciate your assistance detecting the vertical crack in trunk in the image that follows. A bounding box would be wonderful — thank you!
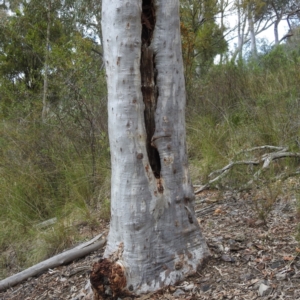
[141,0,161,178]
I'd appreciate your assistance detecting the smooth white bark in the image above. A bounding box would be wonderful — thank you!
[248,5,257,59]
[101,0,209,295]
[233,0,248,62]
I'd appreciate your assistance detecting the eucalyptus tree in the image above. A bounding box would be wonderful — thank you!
[0,0,69,116]
[180,0,228,79]
[233,0,248,61]
[90,0,210,297]
[266,0,300,44]
[232,0,275,61]
[0,0,104,120]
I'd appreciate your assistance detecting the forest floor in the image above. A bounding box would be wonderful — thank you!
[1,179,300,300]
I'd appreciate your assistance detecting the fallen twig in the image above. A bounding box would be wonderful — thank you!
[213,266,224,276]
[208,160,260,178]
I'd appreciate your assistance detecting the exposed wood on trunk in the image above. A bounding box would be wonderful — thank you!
[141,46,160,177]
[90,258,128,299]
[140,0,161,178]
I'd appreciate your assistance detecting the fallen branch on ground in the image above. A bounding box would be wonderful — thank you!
[236,145,288,155]
[0,233,106,292]
[34,217,57,229]
[195,146,300,194]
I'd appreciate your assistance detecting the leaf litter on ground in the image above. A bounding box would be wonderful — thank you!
[1,179,300,300]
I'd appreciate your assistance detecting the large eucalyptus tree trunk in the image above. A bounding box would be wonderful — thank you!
[91,0,210,297]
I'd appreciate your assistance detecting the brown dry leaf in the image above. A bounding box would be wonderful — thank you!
[213,207,225,215]
[253,244,265,250]
[283,256,294,261]
[257,263,265,270]
[262,256,271,262]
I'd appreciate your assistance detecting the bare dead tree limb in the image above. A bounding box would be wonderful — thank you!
[208,160,260,178]
[194,146,300,194]
[261,151,300,168]
[0,235,106,292]
[236,145,288,155]
[279,32,293,44]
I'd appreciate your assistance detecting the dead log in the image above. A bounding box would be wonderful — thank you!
[0,235,106,292]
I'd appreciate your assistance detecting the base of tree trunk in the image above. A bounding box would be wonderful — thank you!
[90,255,210,299]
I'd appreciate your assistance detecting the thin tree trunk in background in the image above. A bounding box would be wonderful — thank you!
[248,6,257,59]
[91,0,210,297]
[42,0,51,122]
[237,0,243,61]
[274,19,280,44]
[219,0,225,64]
[233,0,248,62]
[270,2,283,46]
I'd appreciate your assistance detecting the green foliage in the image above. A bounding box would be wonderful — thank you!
[187,114,230,183]
[0,1,66,89]
[180,0,228,83]
[0,1,110,278]
[258,45,292,71]
[0,113,111,277]
[252,178,284,223]
[187,43,300,190]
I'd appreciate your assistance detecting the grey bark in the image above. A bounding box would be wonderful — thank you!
[274,19,280,44]
[42,0,51,122]
[100,0,209,295]
[248,4,257,59]
[233,0,248,62]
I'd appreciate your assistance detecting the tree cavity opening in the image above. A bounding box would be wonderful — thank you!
[141,0,161,178]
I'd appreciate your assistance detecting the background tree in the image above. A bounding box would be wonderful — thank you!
[0,0,71,117]
[267,0,300,44]
[180,0,228,108]
[180,0,228,80]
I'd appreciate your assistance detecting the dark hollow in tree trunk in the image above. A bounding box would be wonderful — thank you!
[141,0,161,178]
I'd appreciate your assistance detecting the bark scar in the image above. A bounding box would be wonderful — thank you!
[184,206,194,224]
[90,259,127,298]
